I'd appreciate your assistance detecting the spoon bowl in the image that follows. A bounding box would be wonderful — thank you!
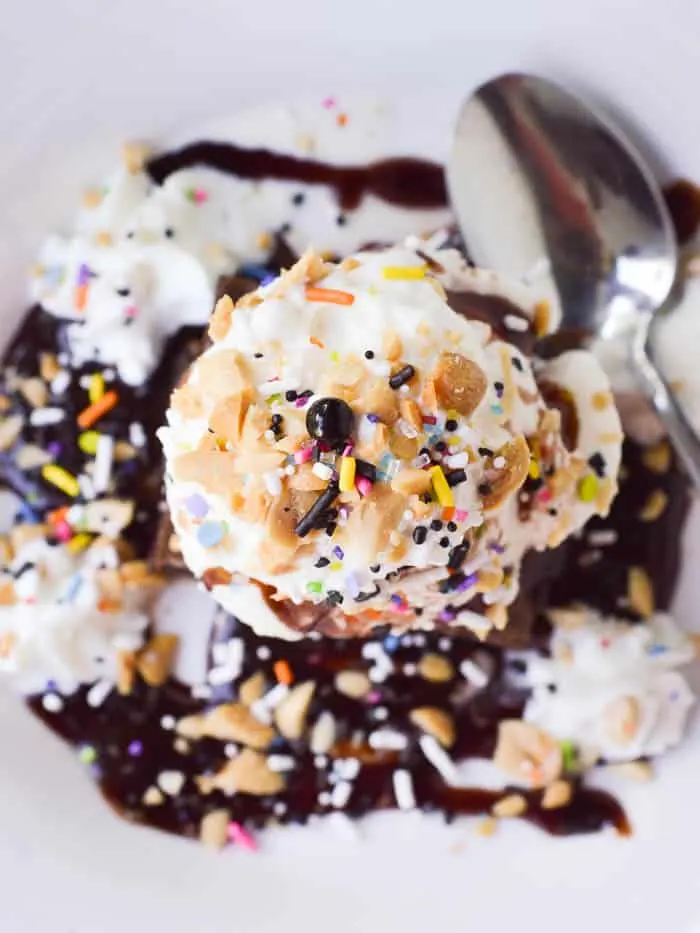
[448,72,700,486]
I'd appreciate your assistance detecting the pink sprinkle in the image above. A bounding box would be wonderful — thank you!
[600,638,611,649]
[422,415,437,425]
[342,443,353,456]
[537,488,553,503]
[454,509,468,522]
[227,822,258,851]
[193,188,208,204]
[294,446,313,464]
[56,521,72,542]
[322,96,336,109]
[367,690,382,703]
[124,306,138,319]
[355,476,372,497]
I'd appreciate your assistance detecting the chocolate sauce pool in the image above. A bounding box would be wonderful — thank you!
[8,146,692,845]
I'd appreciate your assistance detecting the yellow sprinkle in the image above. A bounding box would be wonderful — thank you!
[330,561,343,571]
[67,533,92,554]
[383,266,426,280]
[528,459,540,480]
[78,431,101,455]
[578,474,599,503]
[339,456,356,493]
[429,465,454,508]
[330,351,341,363]
[41,465,80,497]
[89,373,105,404]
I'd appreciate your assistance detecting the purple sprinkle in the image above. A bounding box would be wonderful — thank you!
[366,413,380,424]
[185,493,209,519]
[77,263,92,286]
[332,545,344,560]
[47,442,62,456]
[489,543,505,554]
[261,274,276,286]
[456,572,479,592]
[390,594,403,606]
[367,690,382,703]
[295,397,308,408]
[438,609,457,623]
[128,740,143,757]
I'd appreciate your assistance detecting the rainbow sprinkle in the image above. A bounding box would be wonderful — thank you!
[429,465,454,508]
[41,464,80,498]
[305,286,355,306]
[382,266,426,281]
[339,456,356,492]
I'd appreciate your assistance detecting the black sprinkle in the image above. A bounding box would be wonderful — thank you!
[326,590,344,606]
[254,352,264,359]
[434,441,447,453]
[364,350,375,360]
[315,557,330,568]
[280,222,292,235]
[270,413,284,438]
[164,228,175,238]
[355,459,377,482]
[325,522,337,537]
[412,526,427,545]
[478,447,493,457]
[446,469,466,487]
[512,356,524,371]
[445,419,458,431]
[291,192,306,206]
[116,287,131,297]
[439,536,450,548]
[295,483,339,537]
[430,519,443,531]
[477,482,492,496]
[369,563,381,573]
[588,452,606,477]
[447,521,457,532]
[389,365,415,389]
[447,542,469,570]
[336,214,348,226]
[285,390,298,402]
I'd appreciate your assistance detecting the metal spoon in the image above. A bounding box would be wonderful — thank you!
[448,71,700,487]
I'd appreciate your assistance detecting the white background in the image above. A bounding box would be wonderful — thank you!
[3,1,700,931]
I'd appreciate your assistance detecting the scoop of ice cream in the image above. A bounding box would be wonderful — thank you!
[0,530,162,695]
[520,609,695,763]
[160,243,622,639]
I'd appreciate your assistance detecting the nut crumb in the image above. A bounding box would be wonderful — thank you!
[491,794,527,818]
[627,566,654,618]
[200,809,230,850]
[541,779,572,810]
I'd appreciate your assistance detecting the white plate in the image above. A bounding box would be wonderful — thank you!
[3,3,700,932]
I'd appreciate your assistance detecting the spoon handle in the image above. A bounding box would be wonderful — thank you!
[632,325,700,488]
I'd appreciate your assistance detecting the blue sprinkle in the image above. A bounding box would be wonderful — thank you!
[383,635,400,653]
[648,643,668,657]
[490,404,504,416]
[239,263,275,282]
[197,521,226,548]
[185,493,209,519]
[261,274,276,287]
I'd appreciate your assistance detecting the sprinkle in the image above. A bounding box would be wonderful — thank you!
[128,740,143,757]
[445,452,468,469]
[412,452,432,469]
[446,468,467,487]
[338,456,356,492]
[429,465,454,507]
[42,693,63,713]
[309,336,326,349]
[393,769,416,810]
[197,521,226,548]
[74,282,89,312]
[86,679,112,708]
[389,365,415,390]
[294,445,314,465]
[273,659,294,685]
[578,474,599,502]
[454,509,469,523]
[332,545,345,560]
[397,417,418,439]
[504,313,529,332]
[419,734,459,783]
[89,373,105,403]
[493,456,506,469]
[185,187,208,204]
[560,740,577,773]
[67,533,92,554]
[412,526,427,545]
[321,96,336,108]
[528,460,540,480]
[295,483,339,537]
[355,475,372,497]
[383,266,426,280]
[305,285,355,306]
[41,464,80,497]
[490,404,504,416]
[93,434,114,493]
[77,390,118,429]
[306,581,323,594]
[78,431,100,455]
[29,407,64,427]
[185,493,209,519]
[331,780,353,809]
[129,422,146,447]
[422,414,438,425]
[267,754,296,772]
[336,112,348,127]
[459,658,489,688]
[312,462,334,482]
[78,745,97,765]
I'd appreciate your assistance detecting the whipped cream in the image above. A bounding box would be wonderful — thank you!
[522,610,695,762]
[0,536,155,695]
[161,243,622,638]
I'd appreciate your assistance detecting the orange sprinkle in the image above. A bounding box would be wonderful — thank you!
[273,659,294,685]
[48,506,70,526]
[337,113,348,127]
[309,336,326,349]
[74,283,89,312]
[442,507,455,522]
[305,285,355,306]
[77,390,119,429]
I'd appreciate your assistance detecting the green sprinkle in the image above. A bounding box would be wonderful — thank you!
[266,393,282,406]
[78,430,101,455]
[306,581,323,594]
[79,745,97,765]
[578,474,598,502]
[560,740,576,773]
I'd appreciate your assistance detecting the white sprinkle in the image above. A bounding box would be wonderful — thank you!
[157,770,185,796]
[369,729,408,751]
[331,780,353,809]
[260,683,289,709]
[264,430,276,443]
[50,371,71,394]
[362,642,384,659]
[268,755,296,772]
[78,375,92,389]
[393,769,416,810]
[399,384,411,394]
[250,699,273,725]
[29,407,64,426]
[438,637,452,652]
[444,452,468,469]
[93,434,114,494]
[588,529,618,546]
[263,471,282,496]
[160,715,176,730]
[493,456,506,469]
[57,352,69,366]
[403,663,417,676]
[318,791,332,807]
[86,678,112,708]
[413,634,427,647]
[504,313,529,332]
[397,417,418,438]
[314,755,329,769]
[459,658,490,688]
[273,801,287,816]
[103,368,116,381]
[129,422,146,447]
[372,707,389,721]
[224,743,239,758]
[78,474,95,500]
[312,462,334,481]
[334,757,361,781]
[256,646,271,660]
[419,734,459,784]
[42,692,63,713]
